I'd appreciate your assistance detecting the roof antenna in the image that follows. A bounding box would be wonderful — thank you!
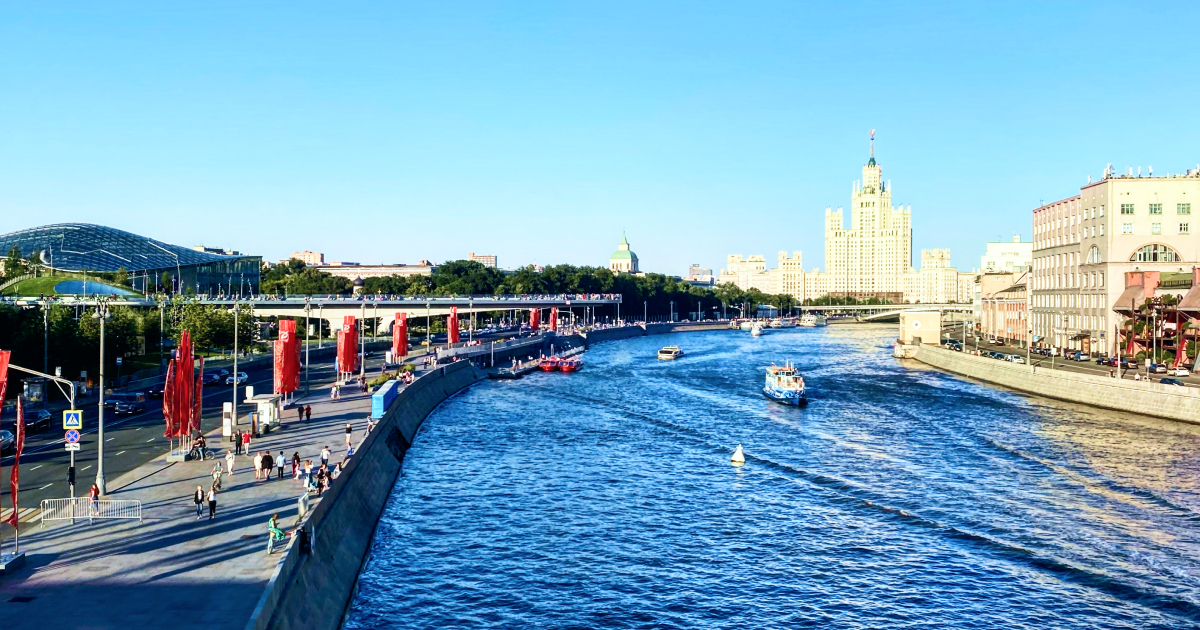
[870,129,875,159]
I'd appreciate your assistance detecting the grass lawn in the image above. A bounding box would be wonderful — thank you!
[6,275,137,297]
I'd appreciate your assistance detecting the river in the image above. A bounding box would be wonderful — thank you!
[344,325,1200,629]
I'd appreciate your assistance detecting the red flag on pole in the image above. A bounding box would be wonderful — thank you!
[5,397,24,528]
[337,316,358,374]
[162,359,176,438]
[549,307,558,331]
[277,320,299,393]
[273,338,286,394]
[530,308,540,331]
[393,313,408,359]
[191,356,204,436]
[173,331,194,438]
[0,350,10,408]
[448,307,460,345]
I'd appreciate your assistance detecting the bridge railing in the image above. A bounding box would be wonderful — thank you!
[40,498,143,526]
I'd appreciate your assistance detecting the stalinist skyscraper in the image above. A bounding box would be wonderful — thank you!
[822,131,912,300]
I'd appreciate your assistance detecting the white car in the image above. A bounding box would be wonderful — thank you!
[225,372,248,385]
[1010,355,1026,364]
[1169,367,1190,377]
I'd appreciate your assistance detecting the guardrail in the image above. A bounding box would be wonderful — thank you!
[40,497,143,526]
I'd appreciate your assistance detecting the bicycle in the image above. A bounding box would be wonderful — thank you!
[189,446,216,461]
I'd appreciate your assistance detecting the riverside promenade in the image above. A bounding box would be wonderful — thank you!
[0,366,396,629]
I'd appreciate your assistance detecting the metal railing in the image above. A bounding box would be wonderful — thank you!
[40,498,143,526]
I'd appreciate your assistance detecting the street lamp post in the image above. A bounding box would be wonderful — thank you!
[93,300,112,495]
[359,301,366,381]
[643,301,647,324]
[304,298,311,396]
[232,301,240,434]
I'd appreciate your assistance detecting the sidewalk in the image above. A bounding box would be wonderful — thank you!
[0,367,393,629]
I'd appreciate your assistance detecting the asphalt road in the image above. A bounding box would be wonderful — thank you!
[939,322,1197,386]
[0,352,390,512]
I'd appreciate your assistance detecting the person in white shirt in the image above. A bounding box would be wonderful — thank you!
[253,452,263,480]
[320,446,331,468]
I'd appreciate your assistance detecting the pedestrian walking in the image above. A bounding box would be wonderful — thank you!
[278,451,286,479]
[88,482,100,516]
[297,406,303,423]
[207,485,217,520]
[320,445,330,468]
[243,430,252,453]
[330,384,337,400]
[291,452,301,479]
[193,485,204,519]
[263,451,274,480]
[345,423,353,448]
[233,428,242,455]
[305,405,311,422]
[211,461,224,491]
[254,451,264,481]
[225,450,236,477]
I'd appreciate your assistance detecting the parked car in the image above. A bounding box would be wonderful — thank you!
[1120,359,1136,369]
[1168,367,1190,377]
[1010,355,1026,364]
[225,372,248,385]
[1151,363,1168,374]
[28,409,52,432]
[0,430,13,453]
[1095,357,1109,365]
[1077,353,1090,361]
[1160,378,1186,386]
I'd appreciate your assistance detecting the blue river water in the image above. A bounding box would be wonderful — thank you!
[345,326,1200,629]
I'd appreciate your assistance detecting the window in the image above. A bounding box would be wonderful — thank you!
[1181,223,1190,235]
[1099,224,1104,236]
[1086,246,1101,264]
[1150,203,1162,215]
[1180,203,1192,215]
[1130,244,1182,262]
[1152,223,1162,234]
[1122,223,1133,234]
[1121,204,1135,215]
[1099,205,1104,216]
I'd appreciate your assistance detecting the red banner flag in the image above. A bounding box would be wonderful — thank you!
[5,397,24,528]
[292,338,302,392]
[448,307,460,345]
[280,320,300,393]
[162,359,176,438]
[173,331,194,438]
[393,313,408,359]
[274,338,286,393]
[0,350,10,409]
[530,308,540,331]
[191,356,204,435]
[337,316,358,374]
[549,307,558,331]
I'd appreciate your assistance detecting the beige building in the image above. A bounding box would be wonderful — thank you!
[313,263,433,281]
[981,236,1032,274]
[290,250,324,266]
[609,233,639,274]
[1031,165,1200,356]
[980,270,1029,344]
[468,252,497,268]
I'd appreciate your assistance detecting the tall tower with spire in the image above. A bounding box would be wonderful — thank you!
[823,130,913,298]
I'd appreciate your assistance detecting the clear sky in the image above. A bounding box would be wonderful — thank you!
[2,2,1198,276]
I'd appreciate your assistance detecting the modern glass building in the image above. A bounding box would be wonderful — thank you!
[0,223,261,295]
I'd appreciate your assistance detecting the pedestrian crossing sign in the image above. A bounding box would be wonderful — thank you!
[63,409,83,430]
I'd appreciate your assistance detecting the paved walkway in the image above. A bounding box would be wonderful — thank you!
[0,364,403,629]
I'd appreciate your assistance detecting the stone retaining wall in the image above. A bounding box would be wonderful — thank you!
[915,345,1200,423]
[247,360,486,630]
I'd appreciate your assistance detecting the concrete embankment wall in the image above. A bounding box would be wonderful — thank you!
[583,322,731,346]
[915,345,1200,423]
[248,360,486,630]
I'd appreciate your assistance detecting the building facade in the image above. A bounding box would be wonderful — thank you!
[1031,165,1200,356]
[290,250,325,266]
[980,270,1028,344]
[609,234,639,274]
[468,252,498,268]
[312,263,434,281]
[981,236,1032,274]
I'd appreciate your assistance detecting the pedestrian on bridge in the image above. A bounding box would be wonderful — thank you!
[193,485,204,519]
[207,485,217,520]
[278,451,286,480]
[305,405,312,422]
[297,406,303,423]
[253,451,263,480]
[225,450,236,478]
[211,461,224,491]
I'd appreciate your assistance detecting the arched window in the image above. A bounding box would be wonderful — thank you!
[1086,246,1101,264]
[1129,244,1183,263]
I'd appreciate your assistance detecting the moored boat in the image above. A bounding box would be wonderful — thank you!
[539,357,560,371]
[750,323,764,336]
[559,358,582,372]
[798,313,827,327]
[763,361,806,405]
[658,346,684,360]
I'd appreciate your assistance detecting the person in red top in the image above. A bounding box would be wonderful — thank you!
[243,431,252,451]
[88,482,100,515]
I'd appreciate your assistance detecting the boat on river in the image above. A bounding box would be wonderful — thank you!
[798,313,826,327]
[763,362,806,405]
[559,358,582,372]
[750,323,765,337]
[539,357,560,371]
[658,346,684,360]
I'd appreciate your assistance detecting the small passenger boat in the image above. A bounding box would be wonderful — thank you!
[658,346,684,360]
[798,313,827,327]
[750,323,764,337]
[539,357,560,371]
[763,362,806,405]
[559,358,582,373]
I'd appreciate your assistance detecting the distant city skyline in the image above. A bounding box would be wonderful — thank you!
[2,2,1198,276]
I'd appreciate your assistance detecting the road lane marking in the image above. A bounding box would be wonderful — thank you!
[115,451,126,456]
[146,438,156,443]
[81,465,92,471]
[39,483,52,490]
[31,465,43,471]
[106,438,115,442]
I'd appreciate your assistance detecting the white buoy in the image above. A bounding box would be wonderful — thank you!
[731,444,745,464]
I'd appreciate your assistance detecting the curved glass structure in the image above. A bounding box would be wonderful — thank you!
[1129,244,1182,263]
[0,223,261,295]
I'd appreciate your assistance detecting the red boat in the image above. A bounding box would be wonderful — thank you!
[540,357,560,371]
[559,358,582,373]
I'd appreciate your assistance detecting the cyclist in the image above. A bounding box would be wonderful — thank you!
[267,513,286,553]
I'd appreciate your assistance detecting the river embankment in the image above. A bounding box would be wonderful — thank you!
[914,344,1200,423]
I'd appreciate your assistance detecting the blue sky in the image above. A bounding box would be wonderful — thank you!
[2,2,1198,276]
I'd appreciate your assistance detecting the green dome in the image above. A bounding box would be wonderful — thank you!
[610,250,635,260]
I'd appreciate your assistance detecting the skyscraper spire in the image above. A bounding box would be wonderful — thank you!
[868,129,876,166]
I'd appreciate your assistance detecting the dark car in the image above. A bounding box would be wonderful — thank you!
[28,409,52,432]
[1160,378,1185,386]
[110,392,147,416]
[147,383,165,399]
[203,372,222,385]
[0,430,13,453]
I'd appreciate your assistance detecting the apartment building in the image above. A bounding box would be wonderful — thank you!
[1031,165,1200,356]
